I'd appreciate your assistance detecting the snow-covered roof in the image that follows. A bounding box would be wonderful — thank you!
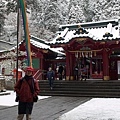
[30,38,50,49]
[0,35,65,55]
[50,19,120,44]
[30,37,65,55]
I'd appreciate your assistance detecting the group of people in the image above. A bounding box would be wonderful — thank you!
[14,64,87,120]
[46,64,65,90]
[14,64,65,120]
[56,64,65,80]
[74,65,87,81]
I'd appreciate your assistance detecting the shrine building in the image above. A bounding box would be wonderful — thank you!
[0,35,65,80]
[49,19,120,81]
[0,19,120,81]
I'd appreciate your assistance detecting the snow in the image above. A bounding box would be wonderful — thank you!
[57,98,120,120]
[1,91,120,120]
[53,18,120,44]
[0,90,50,107]
[56,23,119,43]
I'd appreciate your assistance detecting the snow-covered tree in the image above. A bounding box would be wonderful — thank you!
[82,0,95,22]
[68,0,85,24]
[0,0,17,40]
[92,0,120,21]
[0,0,6,36]
[0,0,120,42]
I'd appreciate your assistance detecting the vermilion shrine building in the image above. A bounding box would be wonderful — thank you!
[50,19,120,81]
[0,19,120,81]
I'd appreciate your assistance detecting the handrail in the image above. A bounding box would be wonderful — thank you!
[33,70,40,77]
[33,70,44,80]
[35,72,43,80]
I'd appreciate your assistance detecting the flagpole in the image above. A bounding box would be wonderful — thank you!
[16,0,20,82]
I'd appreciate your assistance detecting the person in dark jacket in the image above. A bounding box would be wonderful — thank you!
[14,66,40,120]
[47,67,55,90]
[74,65,79,80]
[58,64,64,80]
[81,66,87,81]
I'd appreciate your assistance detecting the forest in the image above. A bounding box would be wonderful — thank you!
[0,0,119,43]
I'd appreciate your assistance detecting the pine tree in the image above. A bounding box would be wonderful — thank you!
[92,0,120,21]
[0,1,6,36]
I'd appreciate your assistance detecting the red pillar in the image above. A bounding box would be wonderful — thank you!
[69,53,74,80]
[38,52,44,79]
[40,57,43,69]
[102,48,110,80]
[90,58,92,78]
[66,52,70,80]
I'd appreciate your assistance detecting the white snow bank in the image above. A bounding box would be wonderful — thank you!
[57,98,120,120]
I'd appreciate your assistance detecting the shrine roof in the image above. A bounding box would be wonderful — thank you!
[49,19,120,44]
[30,35,48,45]
[30,36,65,55]
[6,35,65,55]
[0,40,15,51]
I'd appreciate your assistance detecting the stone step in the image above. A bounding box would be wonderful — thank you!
[39,92,120,98]
[39,80,120,98]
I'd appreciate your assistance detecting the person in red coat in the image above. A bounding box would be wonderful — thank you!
[14,66,40,120]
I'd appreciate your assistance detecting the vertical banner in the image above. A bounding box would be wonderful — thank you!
[18,8,22,42]
[19,0,32,67]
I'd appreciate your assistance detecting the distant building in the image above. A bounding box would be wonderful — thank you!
[0,35,65,80]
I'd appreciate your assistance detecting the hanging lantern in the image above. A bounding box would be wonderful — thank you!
[94,51,96,56]
[84,52,86,57]
[79,52,81,58]
[116,41,119,44]
[82,52,84,57]
[90,51,92,57]
[86,52,88,58]
[75,52,78,58]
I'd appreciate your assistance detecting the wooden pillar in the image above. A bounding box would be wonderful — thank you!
[40,57,43,70]
[90,58,92,78]
[102,48,110,80]
[66,52,70,80]
[69,54,74,80]
[38,52,44,79]
[38,52,43,70]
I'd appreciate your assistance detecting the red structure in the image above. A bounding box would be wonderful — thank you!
[0,35,65,80]
[0,19,120,81]
[18,36,65,80]
[50,19,120,81]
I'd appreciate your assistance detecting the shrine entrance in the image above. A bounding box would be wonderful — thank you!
[74,56,103,80]
[63,37,120,81]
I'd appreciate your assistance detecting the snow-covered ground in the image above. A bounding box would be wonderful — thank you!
[1,91,120,120]
[0,90,50,106]
[57,98,120,120]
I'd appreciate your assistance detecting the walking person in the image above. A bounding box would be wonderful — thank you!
[47,67,55,90]
[14,66,40,120]
[74,65,79,80]
[58,64,63,80]
[81,66,87,81]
